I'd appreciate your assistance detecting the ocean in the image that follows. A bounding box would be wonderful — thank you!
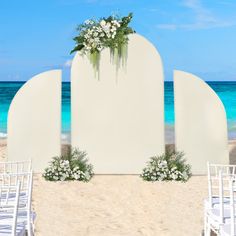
[0,81,236,142]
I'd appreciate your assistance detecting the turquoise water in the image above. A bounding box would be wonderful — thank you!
[0,81,236,140]
[0,82,71,135]
[165,81,236,141]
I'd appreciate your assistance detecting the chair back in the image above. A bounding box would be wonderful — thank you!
[0,160,32,174]
[207,162,236,207]
[0,181,21,236]
[0,171,33,211]
[228,177,236,235]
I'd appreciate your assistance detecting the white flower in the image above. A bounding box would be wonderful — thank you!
[97,46,103,51]
[100,20,106,27]
[94,37,100,43]
[110,27,116,32]
[162,160,167,165]
[89,38,94,43]
[97,27,102,33]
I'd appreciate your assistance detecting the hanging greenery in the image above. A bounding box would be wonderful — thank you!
[70,13,135,79]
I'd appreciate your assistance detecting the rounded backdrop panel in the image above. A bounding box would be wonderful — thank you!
[71,34,165,174]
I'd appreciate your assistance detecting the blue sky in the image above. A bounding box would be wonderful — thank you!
[0,0,236,81]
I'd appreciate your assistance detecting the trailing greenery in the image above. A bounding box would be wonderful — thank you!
[71,13,135,79]
[43,148,94,182]
[140,147,191,182]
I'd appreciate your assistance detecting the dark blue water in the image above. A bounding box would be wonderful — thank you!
[0,81,236,140]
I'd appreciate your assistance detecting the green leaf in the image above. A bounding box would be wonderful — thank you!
[70,44,84,54]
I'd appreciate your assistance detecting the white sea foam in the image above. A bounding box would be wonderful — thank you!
[0,132,69,140]
[0,133,7,138]
[61,133,70,144]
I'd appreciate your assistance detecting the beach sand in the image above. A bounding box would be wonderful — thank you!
[1,140,235,235]
[32,175,207,236]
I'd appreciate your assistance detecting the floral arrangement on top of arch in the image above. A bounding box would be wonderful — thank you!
[71,13,135,79]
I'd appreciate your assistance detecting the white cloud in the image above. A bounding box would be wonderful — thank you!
[156,0,236,30]
[64,59,72,68]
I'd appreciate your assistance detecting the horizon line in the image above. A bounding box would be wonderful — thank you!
[0,80,235,83]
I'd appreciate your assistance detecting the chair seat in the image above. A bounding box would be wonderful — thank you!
[0,209,36,223]
[204,197,231,208]
[0,221,25,236]
[221,223,236,236]
[206,207,234,234]
[17,210,36,225]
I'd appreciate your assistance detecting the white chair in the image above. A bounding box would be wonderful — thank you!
[206,162,236,209]
[0,181,26,236]
[205,164,236,236]
[0,172,34,236]
[219,176,236,235]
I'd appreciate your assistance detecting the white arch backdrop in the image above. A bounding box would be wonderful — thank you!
[71,34,165,174]
[174,70,229,174]
[7,70,62,172]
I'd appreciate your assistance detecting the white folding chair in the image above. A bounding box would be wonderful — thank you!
[0,172,34,236]
[0,181,25,236]
[219,176,236,235]
[205,165,236,236]
[206,162,236,209]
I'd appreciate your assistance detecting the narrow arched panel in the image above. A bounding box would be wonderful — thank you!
[8,70,61,172]
[174,70,229,174]
[71,34,165,174]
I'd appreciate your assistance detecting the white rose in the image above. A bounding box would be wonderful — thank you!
[100,20,106,27]
[103,25,110,33]
[111,27,116,32]
[97,46,103,51]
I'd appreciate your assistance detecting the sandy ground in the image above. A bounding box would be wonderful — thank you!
[32,175,207,236]
[1,139,235,235]
[0,139,208,236]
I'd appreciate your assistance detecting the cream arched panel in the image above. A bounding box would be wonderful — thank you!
[71,34,165,174]
[174,70,229,174]
[8,70,61,172]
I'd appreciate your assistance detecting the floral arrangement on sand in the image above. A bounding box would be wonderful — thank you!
[70,13,135,79]
[43,148,93,182]
[141,148,191,182]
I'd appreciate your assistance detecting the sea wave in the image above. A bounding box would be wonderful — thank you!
[0,133,7,138]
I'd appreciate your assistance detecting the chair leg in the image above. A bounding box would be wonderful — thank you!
[204,212,207,235]
[27,214,33,236]
[204,210,211,236]
[206,217,211,236]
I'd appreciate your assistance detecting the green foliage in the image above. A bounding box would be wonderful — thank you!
[70,13,135,79]
[43,148,94,182]
[141,147,192,182]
